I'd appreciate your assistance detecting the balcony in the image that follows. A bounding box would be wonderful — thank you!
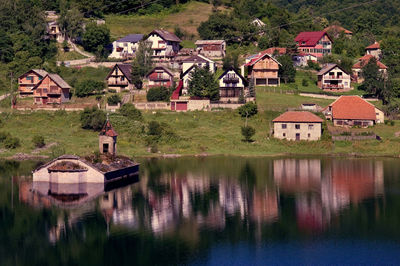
[223,75,239,83]
[149,75,171,81]
[108,81,129,86]
[322,84,344,89]
[326,75,343,80]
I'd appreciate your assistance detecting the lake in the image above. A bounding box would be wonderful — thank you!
[2,156,400,265]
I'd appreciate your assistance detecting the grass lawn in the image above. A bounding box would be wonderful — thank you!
[0,88,399,159]
[57,66,111,87]
[57,49,87,61]
[105,1,214,40]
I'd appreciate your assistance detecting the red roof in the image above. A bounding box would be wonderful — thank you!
[328,96,377,120]
[100,120,118,137]
[352,54,387,69]
[295,31,330,47]
[244,51,281,67]
[366,42,380,50]
[273,111,323,123]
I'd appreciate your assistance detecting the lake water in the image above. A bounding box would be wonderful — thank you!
[2,156,400,265]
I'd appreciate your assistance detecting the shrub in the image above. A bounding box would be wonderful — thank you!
[75,79,105,97]
[108,89,117,93]
[119,103,143,121]
[107,94,121,105]
[241,126,255,142]
[148,121,163,136]
[238,102,258,118]
[302,78,308,86]
[4,136,20,149]
[32,135,45,148]
[51,145,66,158]
[80,107,106,131]
[146,86,171,102]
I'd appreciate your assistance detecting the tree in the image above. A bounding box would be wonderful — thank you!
[238,102,258,118]
[381,36,400,75]
[74,79,105,97]
[222,52,239,71]
[277,55,296,83]
[241,125,255,142]
[146,86,171,102]
[82,23,110,58]
[107,94,121,105]
[119,103,142,121]
[58,6,84,41]
[80,107,106,130]
[131,41,153,89]
[188,66,220,101]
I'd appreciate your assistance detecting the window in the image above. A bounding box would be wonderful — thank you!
[295,124,300,129]
[283,133,286,137]
[308,124,314,130]
[121,76,125,81]
[43,88,48,93]
[26,76,32,81]
[308,133,311,138]
[281,124,287,129]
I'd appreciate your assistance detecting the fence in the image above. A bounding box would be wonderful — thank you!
[134,102,169,110]
[332,134,377,141]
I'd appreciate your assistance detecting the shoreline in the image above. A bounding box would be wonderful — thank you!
[4,151,399,161]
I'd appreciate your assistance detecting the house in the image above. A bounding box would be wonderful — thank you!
[273,111,323,141]
[146,29,181,60]
[322,96,384,127]
[293,53,318,67]
[295,31,333,58]
[145,66,174,88]
[323,25,353,38]
[352,54,388,83]
[365,42,381,59]
[32,74,71,104]
[181,55,216,93]
[317,64,351,90]
[108,34,144,59]
[252,18,265,28]
[195,40,226,58]
[264,47,287,56]
[105,64,132,92]
[218,67,248,103]
[18,69,49,97]
[241,51,281,86]
[47,21,64,43]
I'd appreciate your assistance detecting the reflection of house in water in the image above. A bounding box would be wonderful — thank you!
[273,158,384,233]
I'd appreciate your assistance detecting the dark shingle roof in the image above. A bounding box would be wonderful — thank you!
[117,34,143,43]
[117,64,132,83]
[150,29,181,43]
[48,74,71,89]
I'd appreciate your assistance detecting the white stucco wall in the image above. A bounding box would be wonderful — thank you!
[274,122,322,141]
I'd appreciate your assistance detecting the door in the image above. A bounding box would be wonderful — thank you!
[103,143,109,153]
[296,133,300,141]
[176,102,187,111]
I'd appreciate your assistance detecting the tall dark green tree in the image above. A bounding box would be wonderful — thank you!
[277,55,296,83]
[82,23,110,58]
[131,41,153,89]
[58,5,84,41]
[188,66,220,101]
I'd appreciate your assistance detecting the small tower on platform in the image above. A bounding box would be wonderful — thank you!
[99,115,118,156]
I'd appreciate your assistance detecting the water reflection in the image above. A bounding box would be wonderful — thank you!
[18,157,386,243]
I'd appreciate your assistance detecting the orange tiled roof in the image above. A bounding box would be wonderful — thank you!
[352,54,387,69]
[273,111,323,123]
[324,25,353,34]
[366,42,380,50]
[329,96,376,120]
[100,120,118,137]
[264,47,287,55]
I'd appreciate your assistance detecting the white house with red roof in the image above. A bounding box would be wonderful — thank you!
[322,96,384,127]
[295,31,333,58]
[273,111,323,141]
[146,29,181,60]
[352,54,387,83]
[181,54,216,93]
[145,66,174,88]
[195,40,226,58]
[241,51,281,86]
[317,64,351,90]
[365,42,381,59]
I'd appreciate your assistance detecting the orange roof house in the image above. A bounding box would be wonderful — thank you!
[323,95,384,127]
[32,74,71,105]
[352,54,387,83]
[18,69,49,97]
[323,25,353,38]
[273,111,323,141]
[365,41,381,59]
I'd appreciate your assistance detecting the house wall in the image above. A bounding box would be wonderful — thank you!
[366,49,381,59]
[146,71,173,88]
[196,43,226,58]
[249,57,280,86]
[109,41,140,59]
[187,99,210,111]
[18,71,43,96]
[333,119,374,127]
[318,66,351,89]
[375,108,384,123]
[352,67,387,83]
[274,122,322,141]
[32,158,105,183]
